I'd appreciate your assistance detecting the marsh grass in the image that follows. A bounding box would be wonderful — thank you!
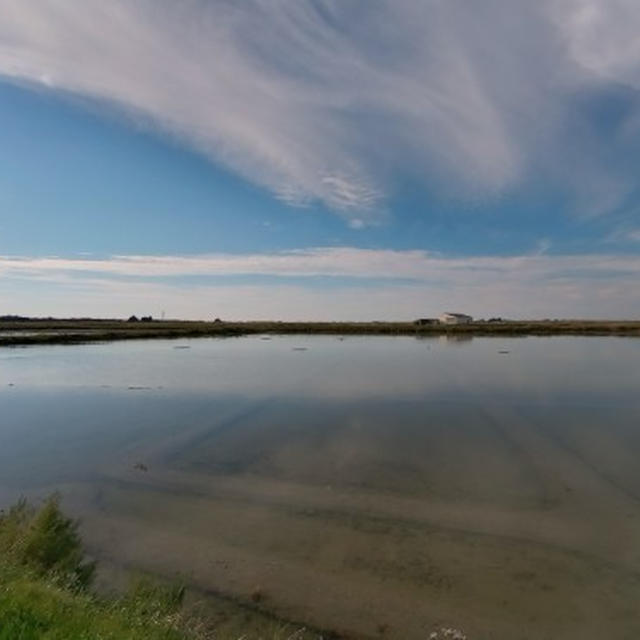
[0,496,327,640]
[0,495,95,591]
[1,318,639,347]
[0,496,190,639]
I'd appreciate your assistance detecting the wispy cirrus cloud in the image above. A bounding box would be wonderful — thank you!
[1,1,640,223]
[1,247,640,281]
[5,279,636,322]
[1,248,639,320]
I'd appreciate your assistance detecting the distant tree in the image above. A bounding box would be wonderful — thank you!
[127,315,139,323]
[140,316,153,322]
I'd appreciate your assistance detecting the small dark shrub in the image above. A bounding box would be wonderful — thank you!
[250,587,263,603]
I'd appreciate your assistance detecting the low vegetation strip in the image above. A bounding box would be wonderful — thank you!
[0,318,639,346]
[0,571,188,640]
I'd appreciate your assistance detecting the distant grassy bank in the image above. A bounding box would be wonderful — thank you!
[0,318,639,347]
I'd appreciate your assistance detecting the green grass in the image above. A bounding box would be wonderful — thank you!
[0,569,189,640]
[0,496,193,640]
[0,496,95,592]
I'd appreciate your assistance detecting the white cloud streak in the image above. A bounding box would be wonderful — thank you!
[1,247,639,281]
[1,248,638,320]
[1,1,640,221]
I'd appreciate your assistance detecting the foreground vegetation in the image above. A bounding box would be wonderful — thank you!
[1,317,639,347]
[0,497,337,640]
[0,495,194,639]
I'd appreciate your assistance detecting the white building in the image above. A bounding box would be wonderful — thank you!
[439,312,473,325]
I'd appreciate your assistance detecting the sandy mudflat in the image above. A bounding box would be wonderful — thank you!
[62,400,640,640]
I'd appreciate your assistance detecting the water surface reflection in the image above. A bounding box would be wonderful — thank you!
[1,336,639,639]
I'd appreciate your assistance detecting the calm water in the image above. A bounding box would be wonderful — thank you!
[1,335,640,639]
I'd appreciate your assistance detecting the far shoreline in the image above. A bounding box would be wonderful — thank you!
[1,317,639,347]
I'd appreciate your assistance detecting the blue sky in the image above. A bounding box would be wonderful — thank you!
[1,1,639,320]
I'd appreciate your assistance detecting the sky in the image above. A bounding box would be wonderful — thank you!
[0,0,639,320]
